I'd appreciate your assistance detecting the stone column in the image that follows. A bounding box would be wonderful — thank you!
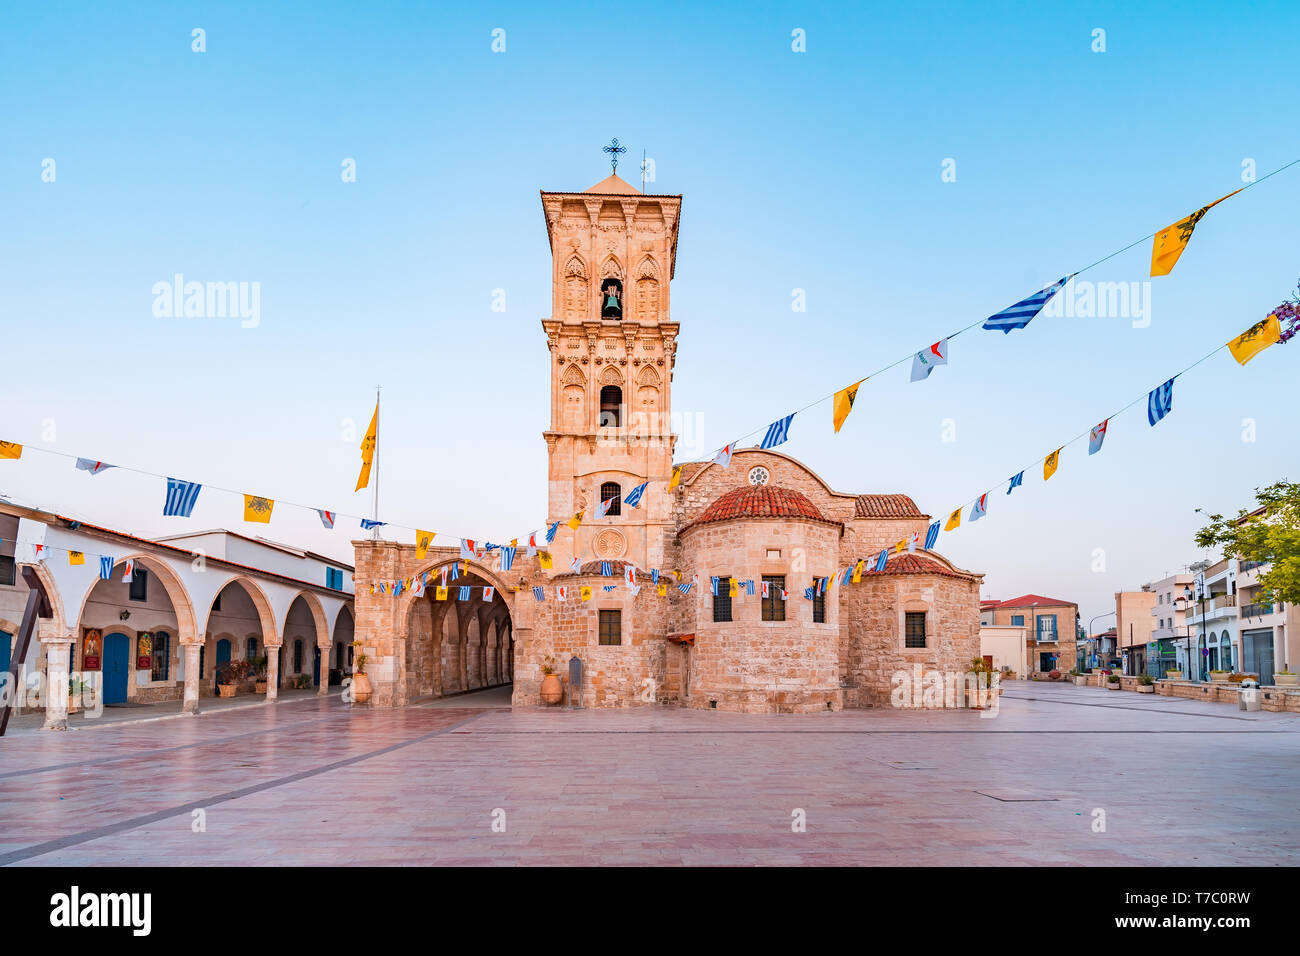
[41,635,74,731]
[317,644,330,696]
[182,642,202,715]
[265,645,280,702]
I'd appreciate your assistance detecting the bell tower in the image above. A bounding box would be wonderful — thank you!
[540,161,681,572]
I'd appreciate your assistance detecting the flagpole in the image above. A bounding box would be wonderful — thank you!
[371,386,380,540]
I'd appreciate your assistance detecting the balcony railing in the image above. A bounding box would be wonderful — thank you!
[1240,602,1274,618]
[1239,560,1267,573]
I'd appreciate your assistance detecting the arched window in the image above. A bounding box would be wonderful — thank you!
[600,482,622,516]
[600,386,622,428]
[600,278,623,319]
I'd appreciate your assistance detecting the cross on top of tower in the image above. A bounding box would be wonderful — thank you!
[602,138,627,173]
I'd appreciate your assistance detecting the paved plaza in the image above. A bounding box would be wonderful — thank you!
[1,682,1297,866]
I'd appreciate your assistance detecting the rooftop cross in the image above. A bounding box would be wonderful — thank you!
[602,138,627,173]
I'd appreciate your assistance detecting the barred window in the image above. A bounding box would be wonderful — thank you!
[129,569,148,602]
[712,577,732,623]
[762,575,785,622]
[599,609,622,646]
[905,612,927,648]
[812,584,826,624]
[600,481,622,516]
[152,632,171,681]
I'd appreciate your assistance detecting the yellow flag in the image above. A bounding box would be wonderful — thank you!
[355,402,378,491]
[944,508,961,531]
[69,551,84,566]
[672,569,682,581]
[243,495,274,523]
[567,510,584,529]
[435,585,448,601]
[1151,190,1242,277]
[1044,447,1062,481]
[833,379,866,433]
[657,583,667,596]
[729,577,738,597]
[852,559,865,583]
[416,530,435,559]
[538,550,553,570]
[580,585,593,601]
[668,465,682,491]
[1227,314,1281,366]
[0,441,21,460]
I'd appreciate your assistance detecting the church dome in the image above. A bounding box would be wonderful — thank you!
[686,485,837,530]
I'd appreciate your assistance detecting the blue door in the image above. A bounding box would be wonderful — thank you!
[216,639,231,686]
[104,633,130,704]
[0,630,11,676]
[313,646,321,686]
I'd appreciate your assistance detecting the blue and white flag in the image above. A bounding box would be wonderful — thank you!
[75,458,115,476]
[1089,419,1109,455]
[448,562,460,582]
[603,584,617,592]
[163,478,202,517]
[677,581,693,595]
[500,545,517,571]
[360,518,386,531]
[804,586,815,600]
[745,579,756,595]
[970,493,989,521]
[545,521,560,544]
[99,555,115,580]
[1007,471,1024,495]
[925,520,940,550]
[759,413,794,449]
[651,568,660,585]
[874,548,888,572]
[600,560,613,577]
[317,509,336,529]
[710,576,721,595]
[459,586,471,601]
[910,339,948,382]
[982,275,1075,334]
[623,481,648,508]
[1148,378,1175,426]
[533,586,546,601]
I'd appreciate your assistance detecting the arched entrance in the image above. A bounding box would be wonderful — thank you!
[401,560,514,702]
[103,633,130,704]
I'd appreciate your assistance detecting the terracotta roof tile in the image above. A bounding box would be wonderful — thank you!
[854,494,924,518]
[861,553,967,578]
[994,593,1076,609]
[684,486,839,531]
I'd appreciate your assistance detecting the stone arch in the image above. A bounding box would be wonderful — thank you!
[635,364,661,426]
[564,253,587,278]
[71,553,197,647]
[635,255,661,318]
[19,561,67,636]
[599,254,623,279]
[561,363,587,431]
[563,254,588,318]
[465,613,482,689]
[599,364,623,387]
[287,591,330,649]
[209,575,277,647]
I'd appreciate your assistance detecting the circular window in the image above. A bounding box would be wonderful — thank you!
[747,466,770,486]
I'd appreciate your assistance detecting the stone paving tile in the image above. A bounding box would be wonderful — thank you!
[2,682,1298,865]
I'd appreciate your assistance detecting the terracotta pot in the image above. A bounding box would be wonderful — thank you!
[1275,674,1298,686]
[1210,672,1230,683]
[1137,684,1155,693]
[540,673,563,705]
[254,681,267,694]
[217,684,237,698]
[1166,671,1184,680]
[351,672,372,704]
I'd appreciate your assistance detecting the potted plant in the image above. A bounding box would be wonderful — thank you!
[1048,668,1061,681]
[1106,674,1122,690]
[252,655,268,694]
[216,659,250,697]
[1274,670,1298,686]
[1165,669,1184,680]
[1209,669,1230,683]
[350,642,372,704]
[1136,674,1156,694]
[540,656,563,705]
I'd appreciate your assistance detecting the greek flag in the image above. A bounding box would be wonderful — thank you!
[163,478,202,517]
[459,586,471,601]
[545,522,559,544]
[99,555,115,580]
[533,586,545,601]
[874,549,888,572]
[925,520,940,549]
[1007,471,1024,495]
[623,481,648,508]
[500,545,517,571]
[601,560,613,576]
[603,585,617,592]
[1148,378,1175,425]
[804,586,815,600]
[760,413,794,449]
[677,581,693,595]
[651,568,660,585]
[360,518,386,530]
[710,576,721,595]
[448,562,460,582]
[982,275,1074,334]
[745,580,755,595]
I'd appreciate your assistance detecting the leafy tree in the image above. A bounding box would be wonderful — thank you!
[1196,481,1300,605]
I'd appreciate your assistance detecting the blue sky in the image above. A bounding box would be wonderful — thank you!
[2,1,1298,624]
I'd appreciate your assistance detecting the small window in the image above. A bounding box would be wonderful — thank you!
[905,612,927,648]
[598,610,622,646]
[1011,614,1025,626]
[246,636,258,660]
[712,577,733,623]
[326,567,344,590]
[129,569,148,602]
[600,278,623,319]
[599,386,622,428]
[600,482,622,516]
[153,632,171,681]
[763,575,786,622]
[765,549,781,560]
[811,583,826,624]
[0,555,15,587]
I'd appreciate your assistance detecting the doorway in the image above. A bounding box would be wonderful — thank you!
[104,632,130,704]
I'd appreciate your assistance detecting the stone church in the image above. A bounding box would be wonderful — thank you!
[353,169,983,713]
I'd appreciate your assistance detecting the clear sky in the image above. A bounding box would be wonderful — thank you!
[2,1,1298,626]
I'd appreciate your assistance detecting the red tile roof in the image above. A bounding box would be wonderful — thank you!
[685,486,839,530]
[994,593,1076,609]
[861,553,968,578]
[854,494,924,518]
[981,599,1003,608]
